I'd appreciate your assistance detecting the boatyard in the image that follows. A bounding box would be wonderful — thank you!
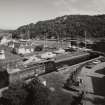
[0,1,105,104]
[0,38,104,105]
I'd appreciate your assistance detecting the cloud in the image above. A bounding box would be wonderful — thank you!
[53,0,67,6]
[58,8,101,16]
[53,0,105,15]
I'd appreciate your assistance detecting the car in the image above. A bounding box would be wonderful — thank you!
[64,48,76,52]
[72,45,77,49]
[85,64,93,69]
[92,59,101,64]
[99,57,105,62]
[53,48,65,54]
[85,63,95,69]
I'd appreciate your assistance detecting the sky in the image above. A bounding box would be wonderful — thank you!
[0,0,105,29]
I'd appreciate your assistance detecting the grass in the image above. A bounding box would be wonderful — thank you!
[32,40,68,49]
[38,66,78,105]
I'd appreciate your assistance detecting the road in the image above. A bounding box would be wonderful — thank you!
[38,56,103,105]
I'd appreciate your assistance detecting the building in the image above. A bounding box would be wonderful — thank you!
[6,59,56,84]
[9,40,43,54]
[7,39,18,48]
[0,50,5,59]
[0,33,12,45]
[8,40,34,54]
[17,45,35,54]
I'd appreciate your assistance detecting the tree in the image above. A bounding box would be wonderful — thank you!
[79,42,85,48]
[0,70,9,89]
[25,78,51,105]
[12,15,105,39]
[2,82,28,105]
[1,77,51,105]
[0,97,11,105]
[92,40,105,53]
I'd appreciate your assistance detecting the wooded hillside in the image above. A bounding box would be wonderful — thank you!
[12,15,105,39]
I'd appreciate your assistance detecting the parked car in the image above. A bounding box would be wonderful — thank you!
[92,59,101,64]
[53,48,65,54]
[64,47,76,52]
[85,63,95,69]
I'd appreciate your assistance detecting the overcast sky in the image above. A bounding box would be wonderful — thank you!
[0,0,105,29]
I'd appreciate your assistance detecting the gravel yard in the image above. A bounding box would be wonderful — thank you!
[79,62,105,105]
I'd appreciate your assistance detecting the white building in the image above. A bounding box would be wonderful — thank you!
[0,34,12,45]
[0,36,8,45]
[0,50,5,59]
[11,41,35,55]
[17,45,34,55]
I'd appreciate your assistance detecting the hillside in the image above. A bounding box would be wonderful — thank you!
[12,15,105,39]
[0,29,12,38]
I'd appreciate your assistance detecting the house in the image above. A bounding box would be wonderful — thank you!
[10,40,43,55]
[8,39,18,48]
[16,45,35,55]
[9,40,34,55]
[0,33,12,45]
[0,36,9,45]
[8,39,32,48]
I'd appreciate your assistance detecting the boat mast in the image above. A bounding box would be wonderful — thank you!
[44,33,47,48]
[84,30,87,48]
[58,34,60,49]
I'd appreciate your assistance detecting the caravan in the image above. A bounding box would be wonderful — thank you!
[41,52,56,59]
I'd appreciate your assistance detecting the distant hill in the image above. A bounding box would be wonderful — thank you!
[0,29,12,32]
[12,14,105,39]
[0,29,12,38]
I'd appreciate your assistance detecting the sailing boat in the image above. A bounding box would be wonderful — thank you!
[54,34,65,54]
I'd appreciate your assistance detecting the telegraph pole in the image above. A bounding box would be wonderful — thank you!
[27,30,30,39]
[84,31,87,48]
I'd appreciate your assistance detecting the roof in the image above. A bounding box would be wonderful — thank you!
[20,45,35,49]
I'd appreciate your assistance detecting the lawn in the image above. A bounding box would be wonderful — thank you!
[38,66,78,105]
